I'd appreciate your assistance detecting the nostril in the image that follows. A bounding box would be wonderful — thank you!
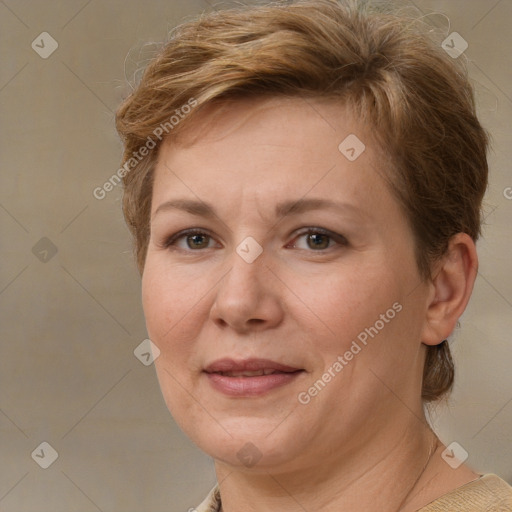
[248,318,265,325]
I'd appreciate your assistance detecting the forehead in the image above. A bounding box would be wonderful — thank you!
[170,95,364,155]
[151,96,392,217]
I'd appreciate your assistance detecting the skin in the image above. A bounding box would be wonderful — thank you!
[142,97,479,511]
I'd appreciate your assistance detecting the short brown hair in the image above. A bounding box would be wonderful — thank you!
[115,0,489,402]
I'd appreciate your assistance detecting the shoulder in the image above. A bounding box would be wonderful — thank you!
[194,485,221,512]
[418,474,512,511]
[193,476,512,512]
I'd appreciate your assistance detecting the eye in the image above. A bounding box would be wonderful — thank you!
[161,227,347,252]
[162,229,219,251]
[288,228,347,251]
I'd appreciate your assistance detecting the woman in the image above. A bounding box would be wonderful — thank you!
[115,0,512,510]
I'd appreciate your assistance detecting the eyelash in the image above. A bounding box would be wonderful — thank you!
[161,227,348,252]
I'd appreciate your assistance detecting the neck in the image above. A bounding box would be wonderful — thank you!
[215,417,440,512]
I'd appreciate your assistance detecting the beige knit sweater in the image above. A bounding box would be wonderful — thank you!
[195,474,512,511]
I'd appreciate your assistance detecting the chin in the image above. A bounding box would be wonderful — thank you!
[189,417,307,471]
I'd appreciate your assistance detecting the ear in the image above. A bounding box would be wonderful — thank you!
[421,233,478,346]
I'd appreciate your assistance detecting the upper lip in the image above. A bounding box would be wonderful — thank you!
[204,358,302,373]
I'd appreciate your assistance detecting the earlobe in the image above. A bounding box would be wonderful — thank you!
[421,233,478,346]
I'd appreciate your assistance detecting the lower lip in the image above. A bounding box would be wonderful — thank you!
[204,371,303,397]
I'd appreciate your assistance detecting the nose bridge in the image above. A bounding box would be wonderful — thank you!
[211,240,283,331]
[223,239,267,297]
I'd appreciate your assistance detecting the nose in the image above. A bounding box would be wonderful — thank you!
[209,250,284,333]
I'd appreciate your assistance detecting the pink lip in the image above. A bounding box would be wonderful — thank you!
[203,358,304,397]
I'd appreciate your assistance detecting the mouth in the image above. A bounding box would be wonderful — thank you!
[203,358,304,396]
[214,369,288,377]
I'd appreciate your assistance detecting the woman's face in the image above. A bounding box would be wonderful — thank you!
[142,97,432,472]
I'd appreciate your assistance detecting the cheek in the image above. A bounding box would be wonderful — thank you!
[289,263,399,349]
[141,260,205,363]
[315,268,425,383]
[291,260,423,395]
[142,261,208,421]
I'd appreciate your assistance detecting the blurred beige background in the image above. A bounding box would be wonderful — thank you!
[0,0,511,511]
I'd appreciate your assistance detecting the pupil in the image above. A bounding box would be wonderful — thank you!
[308,233,329,249]
[188,234,208,248]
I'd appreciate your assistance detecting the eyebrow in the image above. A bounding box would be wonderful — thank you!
[152,197,362,220]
